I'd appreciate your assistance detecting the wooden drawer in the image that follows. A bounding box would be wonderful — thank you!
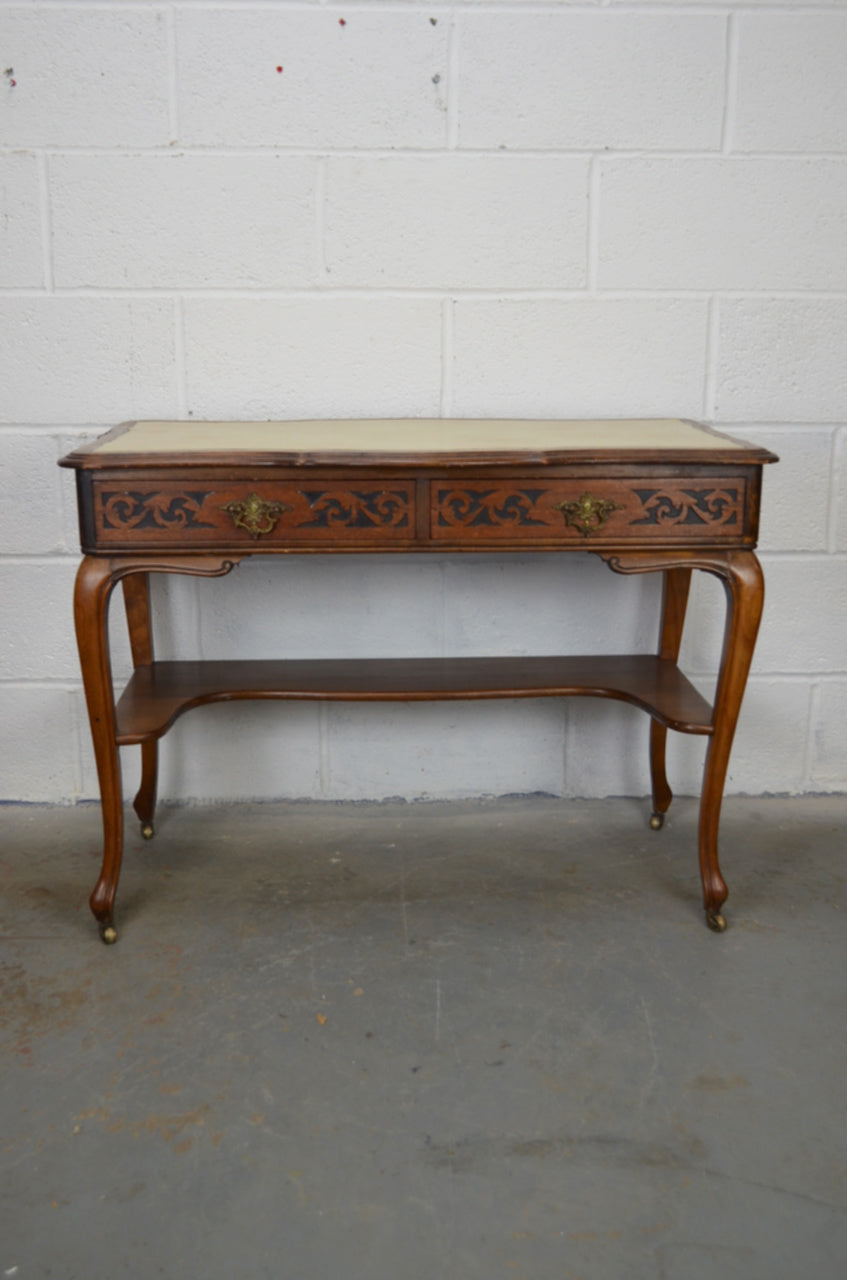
[91,479,416,549]
[85,471,757,551]
[430,476,751,545]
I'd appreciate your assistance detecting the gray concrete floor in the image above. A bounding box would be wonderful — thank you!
[0,795,845,1279]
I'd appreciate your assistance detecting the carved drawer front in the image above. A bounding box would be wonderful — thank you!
[430,478,749,543]
[92,480,416,548]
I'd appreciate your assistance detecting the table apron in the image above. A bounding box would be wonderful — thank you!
[83,470,760,552]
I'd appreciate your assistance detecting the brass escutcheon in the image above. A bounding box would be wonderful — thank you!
[553,492,622,537]
[220,493,289,539]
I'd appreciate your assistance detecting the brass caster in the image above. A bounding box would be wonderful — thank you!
[649,812,665,831]
[706,911,727,933]
[141,823,154,840]
[100,924,118,945]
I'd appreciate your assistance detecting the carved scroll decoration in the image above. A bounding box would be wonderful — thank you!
[631,488,740,527]
[101,491,217,531]
[298,490,411,528]
[435,488,547,528]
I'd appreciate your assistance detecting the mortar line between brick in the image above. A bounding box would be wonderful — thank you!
[8,138,847,158]
[8,145,847,160]
[6,145,847,163]
[757,550,847,563]
[447,12,460,151]
[825,428,842,553]
[704,295,719,420]
[0,425,130,435]
[1,680,85,690]
[166,5,179,144]
[803,682,819,787]
[1,554,85,565]
[38,153,54,293]
[5,287,847,302]
[440,297,454,416]
[720,11,738,156]
[174,296,187,417]
[743,673,847,684]
[116,3,839,12]
[587,156,600,294]
[316,157,329,284]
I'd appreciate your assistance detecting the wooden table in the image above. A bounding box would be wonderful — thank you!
[60,418,777,943]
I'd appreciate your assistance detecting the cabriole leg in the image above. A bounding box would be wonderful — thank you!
[698,551,765,931]
[122,573,158,838]
[649,567,692,830]
[75,553,243,942]
[75,556,124,943]
[135,742,158,840]
[601,549,764,929]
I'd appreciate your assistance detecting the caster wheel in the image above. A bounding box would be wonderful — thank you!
[649,812,665,831]
[706,912,727,933]
[141,823,154,840]
[100,925,118,945]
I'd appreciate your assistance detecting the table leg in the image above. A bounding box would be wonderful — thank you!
[601,549,764,929]
[74,556,123,944]
[649,567,692,830]
[697,550,765,931]
[75,553,244,942]
[122,573,158,839]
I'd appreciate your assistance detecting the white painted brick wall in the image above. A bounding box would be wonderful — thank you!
[0,153,42,287]
[51,154,319,289]
[0,298,177,422]
[183,298,443,419]
[1,1,844,805]
[598,159,847,291]
[452,299,708,418]
[1,9,170,148]
[175,10,449,149]
[0,433,67,555]
[715,300,847,423]
[733,12,847,152]
[457,12,727,150]
[324,156,589,289]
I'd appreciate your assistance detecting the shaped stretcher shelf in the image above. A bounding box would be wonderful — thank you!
[114,655,714,745]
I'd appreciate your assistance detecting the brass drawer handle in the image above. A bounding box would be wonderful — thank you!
[220,493,289,539]
[553,493,622,537]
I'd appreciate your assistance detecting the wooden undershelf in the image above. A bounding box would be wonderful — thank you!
[115,656,714,745]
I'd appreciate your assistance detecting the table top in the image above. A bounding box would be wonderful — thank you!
[60,418,777,470]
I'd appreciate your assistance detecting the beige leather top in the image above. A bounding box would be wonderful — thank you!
[95,418,742,455]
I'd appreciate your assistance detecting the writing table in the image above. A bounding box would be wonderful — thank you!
[60,418,777,943]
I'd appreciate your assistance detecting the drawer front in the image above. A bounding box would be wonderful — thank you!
[91,480,416,548]
[430,478,750,544]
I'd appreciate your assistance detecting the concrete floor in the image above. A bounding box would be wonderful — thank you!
[0,794,845,1279]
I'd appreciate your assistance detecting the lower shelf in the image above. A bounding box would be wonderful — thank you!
[114,655,714,744]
